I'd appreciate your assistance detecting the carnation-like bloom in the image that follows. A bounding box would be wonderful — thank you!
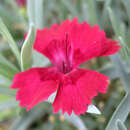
[11,18,120,115]
[15,0,26,7]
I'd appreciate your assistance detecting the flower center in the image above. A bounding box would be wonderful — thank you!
[45,33,73,74]
[56,34,73,74]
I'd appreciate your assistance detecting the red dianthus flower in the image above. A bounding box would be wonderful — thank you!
[11,18,120,115]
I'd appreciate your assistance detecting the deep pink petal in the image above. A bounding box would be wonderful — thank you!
[33,18,120,70]
[33,19,73,67]
[11,67,61,111]
[33,19,74,56]
[69,20,120,67]
[53,68,109,115]
[34,28,58,55]
[33,18,75,57]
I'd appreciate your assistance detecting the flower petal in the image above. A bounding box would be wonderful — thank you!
[69,19,120,67]
[33,19,74,57]
[53,68,109,115]
[33,18,120,69]
[11,67,61,111]
[33,20,73,72]
[34,28,57,55]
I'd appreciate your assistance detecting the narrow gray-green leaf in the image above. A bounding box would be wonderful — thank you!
[121,0,130,24]
[10,107,45,130]
[0,18,20,65]
[85,0,98,25]
[0,54,19,80]
[106,92,130,130]
[118,36,130,66]
[107,6,130,90]
[0,5,17,29]
[107,7,124,38]
[82,0,88,21]
[35,0,44,29]
[102,0,112,21]
[110,54,130,92]
[0,84,16,95]
[99,62,130,82]
[107,7,120,35]
[0,75,11,85]
[99,64,121,80]
[21,24,36,71]
[27,0,35,24]
[0,99,18,112]
[0,53,19,72]
[64,113,88,130]
[118,37,130,53]
[107,13,130,128]
[116,119,127,130]
[61,0,83,21]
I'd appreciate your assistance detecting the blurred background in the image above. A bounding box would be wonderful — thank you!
[0,0,130,130]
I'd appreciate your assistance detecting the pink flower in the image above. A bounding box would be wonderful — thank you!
[11,18,120,115]
[15,0,26,7]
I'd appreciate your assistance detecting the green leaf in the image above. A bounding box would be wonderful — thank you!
[0,54,19,80]
[0,18,20,65]
[0,87,15,96]
[118,36,130,66]
[102,0,112,22]
[84,0,98,25]
[106,92,130,130]
[99,63,130,80]
[27,0,44,28]
[10,107,45,130]
[121,0,130,24]
[21,24,36,71]
[63,113,88,130]
[0,53,19,72]
[0,5,18,29]
[99,64,120,80]
[82,0,88,21]
[107,7,130,91]
[116,119,127,130]
[0,84,16,96]
[106,6,130,130]
[61,0,83,21]
[107,7,125,39]
[110,54,130,92]
[0,99,18,112]
[0,75,11,85]
[107,7,120,36]
[27,0,35,24]
[35,0,44,29]
[41,122,53,130]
